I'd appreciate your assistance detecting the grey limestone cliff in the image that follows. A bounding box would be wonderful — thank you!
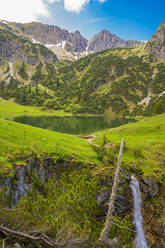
[145,20,165,60]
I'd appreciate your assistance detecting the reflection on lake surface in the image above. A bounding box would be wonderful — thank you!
[13,116,135,135]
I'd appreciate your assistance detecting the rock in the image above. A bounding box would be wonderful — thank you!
[96,186,131,218]
[87,30,144,52]
[157,222,165,237]
[145,20,165,60]
[0,29,57,66]
[0,21,143,56]
[96,190,109,205]
[4,22,88,53]
[114,194,131,214]
[140,178,159,198]
[0,157,74,207]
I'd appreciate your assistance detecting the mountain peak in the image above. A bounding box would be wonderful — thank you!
[145,20,165,60]
[87,29,143,52]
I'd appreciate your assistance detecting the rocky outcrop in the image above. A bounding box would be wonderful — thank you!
[0,29,57,65]
[87,30,144,52]
[145,20,165,60]
[96,175,131,218]
[4,22,88,53]
[140,178,159,198]
[65,31,88,53]
[0,21,143,56]
[0,157,75,207]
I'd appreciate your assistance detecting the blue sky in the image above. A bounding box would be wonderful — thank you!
[40,0,165,41]
[0,0,165,41]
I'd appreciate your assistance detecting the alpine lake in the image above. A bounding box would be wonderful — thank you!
[12,115,136,135]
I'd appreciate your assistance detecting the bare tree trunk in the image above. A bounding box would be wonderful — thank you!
[99,139,125,248]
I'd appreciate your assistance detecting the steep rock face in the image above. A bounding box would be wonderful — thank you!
[145,20,165,60]
[88,30,144,52]
[0,157,77,207]
[9,22,88,53]
[0,21,143,56]
[0,29,57,65]
[65,31,88,53]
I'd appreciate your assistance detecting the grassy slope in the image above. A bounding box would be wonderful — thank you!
[0,118,101,166]
[95,114,165,179]
[0,100,72,118]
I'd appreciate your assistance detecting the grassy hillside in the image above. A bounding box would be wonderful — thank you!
[95,113,165,179]
[0,100,72,118]
[0,117,101,174]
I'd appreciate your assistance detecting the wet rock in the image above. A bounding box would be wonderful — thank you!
[115,194,131,214]
[96,187,131,217]
[140,178,159,198]
[13,166,27,206]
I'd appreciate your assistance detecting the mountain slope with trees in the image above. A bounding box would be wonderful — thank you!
[0,20,165,116]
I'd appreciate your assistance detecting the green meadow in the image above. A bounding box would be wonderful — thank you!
[95,113,165,179]
[0,100,72,118]
[0,117,102,175]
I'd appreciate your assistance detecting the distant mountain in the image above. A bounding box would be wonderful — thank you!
[88,30,144,52]
[0,21,88,56]
[0,20,143,59]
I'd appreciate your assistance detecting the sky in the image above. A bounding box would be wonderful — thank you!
[0,0,165,41]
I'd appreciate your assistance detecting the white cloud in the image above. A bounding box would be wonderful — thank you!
[64,0,89,13]
[0,0,106,24]
[0,0,50,23]
[98,0,106,2]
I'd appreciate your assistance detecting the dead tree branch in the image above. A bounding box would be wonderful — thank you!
[99,139,125,248]
[0,225,86,248]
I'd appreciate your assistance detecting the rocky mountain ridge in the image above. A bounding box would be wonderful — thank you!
[0,29,57,66]
[88,30,144,52]
[145,20,165,60]
[0,20,144,59]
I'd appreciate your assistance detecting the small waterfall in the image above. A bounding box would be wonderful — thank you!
[130,175,148,248]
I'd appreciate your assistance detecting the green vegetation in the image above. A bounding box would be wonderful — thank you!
[18,62,28,80]
[0,101,72,118]
[0,173,100,242]
[0,31,164,116]
[0,118,100,166]
[0,23,165,247]
[95,113,165,179]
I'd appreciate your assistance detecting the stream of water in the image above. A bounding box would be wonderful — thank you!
[130,175,148,248]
